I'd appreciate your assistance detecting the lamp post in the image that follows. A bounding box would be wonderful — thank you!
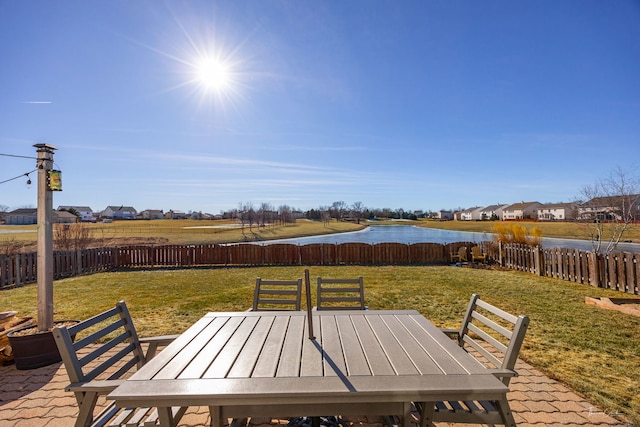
[34,143,56,331]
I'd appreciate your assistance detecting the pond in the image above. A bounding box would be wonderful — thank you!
[258,225,640,253]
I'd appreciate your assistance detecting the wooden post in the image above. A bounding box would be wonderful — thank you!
[589,251,601,288]
[35,143,56,331]
[534,246,542,276]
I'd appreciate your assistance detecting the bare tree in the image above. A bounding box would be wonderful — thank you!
[351,201,365,224]
[578,166,639,254]
[330,201,347,221]
[54,223,92,251]
[0,237,27,256]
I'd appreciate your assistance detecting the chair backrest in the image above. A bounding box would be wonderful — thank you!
[471,246,486,260]
[455,294,529,385]
[52,300,146,385]
[316,276,366,310]
[252,278,303,311]
[458,246,468,261]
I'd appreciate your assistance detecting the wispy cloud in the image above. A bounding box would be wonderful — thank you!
[20,101,52,104]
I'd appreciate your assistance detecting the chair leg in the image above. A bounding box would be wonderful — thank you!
[495,399,517,427]
[209,406,222,427]
[416,402,435,427]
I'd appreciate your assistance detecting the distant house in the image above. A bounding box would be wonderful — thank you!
[102,206,137,220]
[538,203,579,221]
[435,210,453,220]
[479,204,508,221]
[165,210,186,219]
[5,208,78,224]
[5,209,37,225]
[58,205,95,222]
[459,206,484,221]
[140,209,164,220]
[55,210,79,224]
[578,194,640,221]
[502,202,542,220]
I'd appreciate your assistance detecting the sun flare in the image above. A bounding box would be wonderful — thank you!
[196,57,232,92]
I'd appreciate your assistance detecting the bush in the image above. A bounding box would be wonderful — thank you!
[492,223,542,246]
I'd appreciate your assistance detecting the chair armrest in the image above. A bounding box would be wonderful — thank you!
[140,334,179,359]
[66,379,124,393]
[486,368,518,379]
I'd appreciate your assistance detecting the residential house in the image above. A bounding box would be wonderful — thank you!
[538,203,579,221]
[165,210,187,219]
[479,204,508,221]
[578,194,640,221]
[502,202,542,220]
[102,206,137,220]
[5,208,78,225]
[435,210,453,220]
[459,206,484,221]
[5,208,37,225]
[140,209,164,220]
[58,205,95,222]
[54,210,79,224]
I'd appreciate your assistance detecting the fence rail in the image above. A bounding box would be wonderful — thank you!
[1,242,638,295]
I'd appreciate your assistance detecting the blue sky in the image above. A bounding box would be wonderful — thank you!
[1,1,638,215]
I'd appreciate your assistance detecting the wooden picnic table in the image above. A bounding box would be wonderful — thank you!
[108,310,512,427]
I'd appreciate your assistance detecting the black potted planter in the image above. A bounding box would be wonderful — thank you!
[7,321,78,370]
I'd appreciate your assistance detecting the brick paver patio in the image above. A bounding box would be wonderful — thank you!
[0,355,630,427]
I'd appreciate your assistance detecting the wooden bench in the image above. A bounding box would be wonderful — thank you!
[52,301,186,427]
[415,294,529,426]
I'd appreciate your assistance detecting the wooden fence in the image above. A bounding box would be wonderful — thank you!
[1,241,638,295]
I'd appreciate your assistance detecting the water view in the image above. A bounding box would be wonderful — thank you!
[260,225,640,253]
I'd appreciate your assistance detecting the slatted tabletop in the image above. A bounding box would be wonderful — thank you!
[108,310,509,427]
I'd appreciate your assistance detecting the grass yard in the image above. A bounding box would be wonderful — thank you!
[0,219,365,249]
[414,218,640,242]
[2,265,639,425]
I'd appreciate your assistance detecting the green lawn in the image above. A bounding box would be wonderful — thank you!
[3,265,639,425]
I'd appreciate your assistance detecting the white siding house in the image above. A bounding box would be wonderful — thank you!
[502,202,542,220]
[538,203,578,221]
[479,204,508,220]
[459,207,484,221]
[102,206,137,220]
[58,206,95,222]
[141,209,164,220]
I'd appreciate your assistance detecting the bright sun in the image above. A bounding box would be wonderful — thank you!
[196,58,232,92]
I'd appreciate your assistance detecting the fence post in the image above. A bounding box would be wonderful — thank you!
[589,251,601,288]
[76,249,82,275]
[534,246,542,276]
[498,242,503,266]
[15,254,21,287]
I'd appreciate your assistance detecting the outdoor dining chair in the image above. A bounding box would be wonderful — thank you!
[413,294,530,426]
[471,246,487,263]
[251,278,303,311]
[450,246,468,263]
[315,276,366,310]
[52,300,186,427]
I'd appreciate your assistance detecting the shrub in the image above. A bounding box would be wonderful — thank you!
[492,223,542,246]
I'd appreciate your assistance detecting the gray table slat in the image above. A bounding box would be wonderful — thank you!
[379,314,443,375]
[228,315,276,378]
[177,316,244,379]
[365,315,419,375]
[300,323,324,377]
[350,315,396,376]
[273,315,306,378]
[131,315,216,380]
[335,315,371,376]
[204,316,260,378]
[403,314,487,374]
